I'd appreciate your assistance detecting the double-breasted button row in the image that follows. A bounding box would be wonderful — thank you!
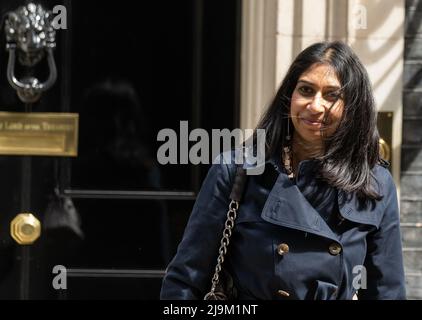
[328,242,342,255]
[276,244,290,298]
[277,289,290,297]
[277,243,289,256]
[278,242,341,256]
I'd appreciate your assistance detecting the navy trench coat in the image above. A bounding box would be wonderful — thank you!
[160,152,406,300]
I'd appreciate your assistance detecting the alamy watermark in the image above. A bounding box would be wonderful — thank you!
[52,265,67,290]
[51,5,67,30]
[157,121,266,175]
[351,4,367,30]
[352,265,367,290]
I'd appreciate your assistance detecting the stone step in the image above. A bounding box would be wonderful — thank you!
[400,200,422,223]
[402,226,422,247]
[405,272,422,299]
[401,174,422,198]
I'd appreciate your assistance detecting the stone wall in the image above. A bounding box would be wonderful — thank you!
[402,0,422,300]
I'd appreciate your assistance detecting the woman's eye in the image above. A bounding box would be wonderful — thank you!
[324,91,342,101]
[298,86,314,96]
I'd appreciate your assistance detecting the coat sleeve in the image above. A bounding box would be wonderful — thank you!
[359,171,406,300]
[160,158,235,299]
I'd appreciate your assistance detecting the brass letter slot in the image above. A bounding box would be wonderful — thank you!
[0,112,78,156]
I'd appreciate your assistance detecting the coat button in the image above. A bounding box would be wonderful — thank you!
[277,290,290,297]
[277,243,289,255]
[328,242,342,255]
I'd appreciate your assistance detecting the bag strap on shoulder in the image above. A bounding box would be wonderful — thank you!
[229,166,248,202]
[204,165,248,300]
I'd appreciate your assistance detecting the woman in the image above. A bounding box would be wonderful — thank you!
[160,41,406,300]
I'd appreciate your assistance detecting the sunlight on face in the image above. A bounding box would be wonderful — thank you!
[290,63,344,144]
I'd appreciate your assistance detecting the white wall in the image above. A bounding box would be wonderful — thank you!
[240,0,405,186]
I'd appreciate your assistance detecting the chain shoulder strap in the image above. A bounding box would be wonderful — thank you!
[204,166,247,300]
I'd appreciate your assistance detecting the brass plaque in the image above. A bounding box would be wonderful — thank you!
[377,112,393,169]
[0,112,78,156]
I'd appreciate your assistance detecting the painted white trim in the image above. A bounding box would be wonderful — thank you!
[240,0,279,132]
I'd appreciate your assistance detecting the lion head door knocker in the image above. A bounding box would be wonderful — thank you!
[4,3,57,103]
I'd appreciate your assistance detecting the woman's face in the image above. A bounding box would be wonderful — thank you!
[290,63,344,144]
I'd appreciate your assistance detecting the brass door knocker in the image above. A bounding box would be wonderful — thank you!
[4,2,57,103]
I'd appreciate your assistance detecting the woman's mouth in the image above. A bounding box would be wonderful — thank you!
[301,118,323,127]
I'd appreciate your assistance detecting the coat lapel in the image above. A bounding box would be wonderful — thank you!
[243,154,384,237]
[260,171,339,242]
[337,189,383,229]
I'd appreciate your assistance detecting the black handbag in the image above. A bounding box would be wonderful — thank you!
[204,166,248,300]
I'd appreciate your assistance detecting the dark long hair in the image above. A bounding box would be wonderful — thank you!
[256,41,382,200]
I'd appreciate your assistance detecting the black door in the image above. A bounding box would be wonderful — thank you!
[0,0,240,299]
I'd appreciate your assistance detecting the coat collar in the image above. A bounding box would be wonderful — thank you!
[260,167,340,242]
[256,157,384,241]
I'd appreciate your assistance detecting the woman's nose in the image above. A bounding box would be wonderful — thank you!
[307,94,325,114]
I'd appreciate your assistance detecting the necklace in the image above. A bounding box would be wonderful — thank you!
[282,145,295,179]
